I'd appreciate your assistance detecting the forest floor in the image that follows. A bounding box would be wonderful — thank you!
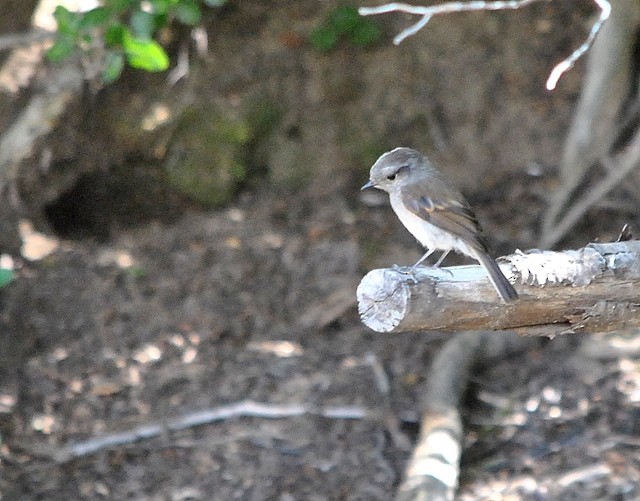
[2,167,640,500]
[2,1,640,499]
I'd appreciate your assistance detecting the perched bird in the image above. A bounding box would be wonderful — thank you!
[362,147,518,302]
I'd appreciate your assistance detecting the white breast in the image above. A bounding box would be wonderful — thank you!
[388,193,475,257]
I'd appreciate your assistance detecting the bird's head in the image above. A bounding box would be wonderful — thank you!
[361,147,427,193]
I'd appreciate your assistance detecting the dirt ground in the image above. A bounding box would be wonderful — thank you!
[2,1,640,500]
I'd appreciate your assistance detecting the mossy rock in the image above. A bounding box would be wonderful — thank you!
[165,106,251,207]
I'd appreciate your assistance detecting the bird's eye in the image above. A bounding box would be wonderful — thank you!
[387,164,409,181]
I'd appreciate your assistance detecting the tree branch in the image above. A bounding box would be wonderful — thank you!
[36,401,374,463]
[359,0,611,90]
[357,241,640,334]
[541,127,640,248]
[541,0,640,247]
[395,331,537,501]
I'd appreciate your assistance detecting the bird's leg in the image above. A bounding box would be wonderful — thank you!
[433,250,450,268]
[407,248,435,274]
[433,250,454,276]
[392,249,434,284]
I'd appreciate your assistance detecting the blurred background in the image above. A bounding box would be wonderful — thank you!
[2,1,640,499]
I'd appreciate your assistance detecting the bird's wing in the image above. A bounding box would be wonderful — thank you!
[402,193,488,252]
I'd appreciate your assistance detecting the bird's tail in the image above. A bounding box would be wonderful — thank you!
[473,251,519,302]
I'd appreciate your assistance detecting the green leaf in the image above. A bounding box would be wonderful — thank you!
[127,266,147,278]
[105,23,127,46]
[0,268,13,288]
[109,0,138,13]
[175,0,201,25]
[47,36,75,62]
[53,5,80,36]
[123,33,169,71]
[328,6,361,35]
[79,7,110,30]
[310,26,338,52]
[130,9,157,40]
[102,50,125,83]
[80,33,92,45]
[349,21,380,47]
[148,0,172,15]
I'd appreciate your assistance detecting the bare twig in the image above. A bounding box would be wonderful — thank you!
[364,352,391,394]
[459,463,613,498]
[546,0,611,90]
[542,0,640,246]
[48,401,373,462]
[540,129,640,248]
[359,0,611,90]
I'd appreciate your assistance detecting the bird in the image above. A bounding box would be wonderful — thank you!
[361,147,518,302]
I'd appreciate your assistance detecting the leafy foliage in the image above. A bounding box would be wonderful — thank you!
[310,5,380,53]
[47,0,227,83]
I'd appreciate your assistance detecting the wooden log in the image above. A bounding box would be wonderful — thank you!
[395,331,538,501]
[357,241,640,335]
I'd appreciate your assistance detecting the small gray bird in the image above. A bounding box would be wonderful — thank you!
[361,147,518,302]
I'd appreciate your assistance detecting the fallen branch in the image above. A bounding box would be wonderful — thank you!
[395,330,538,501]
[359,0,611,90]
[0,58,84,189]
[357,240,640,334]
[460,462,613,498]
[0,0,87,189]
[44,401,373,463]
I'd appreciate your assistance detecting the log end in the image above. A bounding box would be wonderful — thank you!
[356,268,414,332]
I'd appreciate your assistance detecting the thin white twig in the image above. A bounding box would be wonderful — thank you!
[359,0,612,90]
[49,400,374,462]
[359,0,541,17]
[546,0,610,90]
[395,14,432,44]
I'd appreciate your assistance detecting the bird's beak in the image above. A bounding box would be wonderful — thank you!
[361,179,375,190]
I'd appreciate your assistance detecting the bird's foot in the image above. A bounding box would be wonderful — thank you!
[391,264,419,284]
[439,267,454,277]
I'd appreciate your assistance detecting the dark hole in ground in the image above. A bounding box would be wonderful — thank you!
[44,163,193,240]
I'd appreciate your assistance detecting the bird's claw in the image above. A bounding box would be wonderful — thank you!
[391,264,419,284]
[440,267,454,277]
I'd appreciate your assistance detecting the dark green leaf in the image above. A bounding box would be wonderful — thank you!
[102,50,125,83]
[79,7,110,30]
[123,34,169,71]
[0,268,13,288]
[310,26,338,52]
[46,36,75,62]
[148,0,172,15]
[127,266,147,278]
[328,6,360,35]
[130,9,157,40]
[349,21,380,47]
[175,0,201,25]
[53,5,80,36]
[105,22,127,46]
[109,0,138,13]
